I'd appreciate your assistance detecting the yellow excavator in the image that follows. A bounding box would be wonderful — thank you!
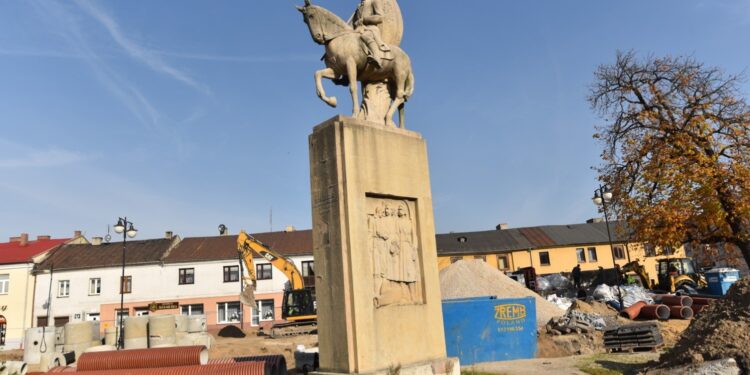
[620,258,707,293]
[237,230,317,338]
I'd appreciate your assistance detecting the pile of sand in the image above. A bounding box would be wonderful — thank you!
[659,276,750,373]
[439,260,565,326]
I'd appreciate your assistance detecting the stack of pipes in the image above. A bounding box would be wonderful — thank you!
[620,295,699,320]
[27,346,287,375]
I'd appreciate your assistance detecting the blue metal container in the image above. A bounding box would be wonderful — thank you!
[442,296,537,365]
[706,268,741,296]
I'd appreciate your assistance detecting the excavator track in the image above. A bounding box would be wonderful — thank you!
[269,321,317,338]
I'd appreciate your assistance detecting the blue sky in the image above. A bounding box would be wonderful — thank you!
[1,0,749,240]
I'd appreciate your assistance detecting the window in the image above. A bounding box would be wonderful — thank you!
[181,304,204,316]
[89,278,101,296]
[474,255,486,262]
[587,247,598,262]
[644,244,656,257]
[179,268,195,285]
[120,276,132,294]
[217,302,241,324]
[58,280,70,298]
[223,266,240,283]
[0,274,8,295]
[663,246,674,256]
[301,261,315,277]
[85,313,100,321]
[115,309,129,322]
[497,255,509,271]
[613,246,626,260]
[256,264,273,280]
[252,300,275,326]
[449,256,462,263]
[539,252,550,266]
[135,308,149,317]
[576,248,587,263]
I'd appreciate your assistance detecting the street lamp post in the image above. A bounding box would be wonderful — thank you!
[113,217,137,350]
[592,186,625,310]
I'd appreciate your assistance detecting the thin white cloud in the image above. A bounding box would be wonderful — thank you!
[0,145,87,169]
[73,0,209,94]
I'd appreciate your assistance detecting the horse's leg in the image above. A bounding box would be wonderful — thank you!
[385,73,406,128]
[398,103,406,129]
[346,58,360,118]
[315,68,338,108]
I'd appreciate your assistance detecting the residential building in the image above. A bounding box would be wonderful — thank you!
[435,221,685,284]
[0,232,85,349]
[32,230,313,333]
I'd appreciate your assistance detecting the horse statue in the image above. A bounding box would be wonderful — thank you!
[297,0,414,128]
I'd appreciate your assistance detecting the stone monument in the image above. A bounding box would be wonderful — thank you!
[301,1,458,374]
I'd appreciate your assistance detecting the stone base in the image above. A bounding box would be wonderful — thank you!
[312,358,460,375]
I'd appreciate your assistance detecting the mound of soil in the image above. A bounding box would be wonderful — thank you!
[218,325,247,338]
[659,276,750,372]
[439,260,565,326]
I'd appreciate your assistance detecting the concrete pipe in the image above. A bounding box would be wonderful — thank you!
[176,332,189,346]
[64,322,94,345]
[149,315,176,337]
[123,317,149,339]
[22,327,57,365]
[619,301,647,320]
[84,345,117,353]
[2,361,28,375]
[90,321,101,341]
[149,335,177,347]
[77,345,208,371]
[123,337,148,350]
[661,295,693,307]
[184,333,212,349]
[187,315,207,333]
[175,315,189,333]
[669,306,694,320]
[55,327,65,345]
[104,327,117,346]
[39,352,66,372]
[638,304,671,320]
[63,342,94,361]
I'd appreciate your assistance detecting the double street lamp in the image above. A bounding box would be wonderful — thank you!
[113,217,137,350]
[592,186,625,309]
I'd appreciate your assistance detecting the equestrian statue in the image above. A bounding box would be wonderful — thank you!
[297,0,414,128]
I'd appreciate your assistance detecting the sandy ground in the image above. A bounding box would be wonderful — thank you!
[469,352,660,375]
[209,330,318,369]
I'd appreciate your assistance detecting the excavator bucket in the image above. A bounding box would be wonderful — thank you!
[240,287,256,307]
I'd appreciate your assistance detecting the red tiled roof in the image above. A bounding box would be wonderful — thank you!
[164,230,313,263]
[0,238,69,265]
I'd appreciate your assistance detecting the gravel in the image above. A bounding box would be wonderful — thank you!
[439,260,565,326]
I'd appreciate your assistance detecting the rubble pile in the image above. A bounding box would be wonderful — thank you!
[659,276,750,373]
[439,260,565,326]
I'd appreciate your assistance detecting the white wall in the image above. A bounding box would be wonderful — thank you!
[32,255,314,324]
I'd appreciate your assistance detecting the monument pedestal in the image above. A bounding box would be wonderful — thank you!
[309,116,458,374]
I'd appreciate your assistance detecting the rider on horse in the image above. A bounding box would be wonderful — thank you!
[350,0,392,69]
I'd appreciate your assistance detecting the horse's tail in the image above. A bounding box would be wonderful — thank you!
[405,70,415,100]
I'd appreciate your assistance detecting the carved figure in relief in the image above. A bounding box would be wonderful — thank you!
[368,199,420,307]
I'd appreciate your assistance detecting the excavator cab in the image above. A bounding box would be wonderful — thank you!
[282,289,317,322]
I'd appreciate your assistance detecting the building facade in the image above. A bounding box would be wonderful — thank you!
[436,221,685,284]
[0,232,85,349]
[32,230,313,333]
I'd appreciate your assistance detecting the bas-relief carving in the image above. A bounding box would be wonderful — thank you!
[297,0,414,129]
[367,197,422,307]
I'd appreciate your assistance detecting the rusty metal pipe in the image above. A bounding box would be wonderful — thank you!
[638,304,670,320]
[619,301,647,320]
[669,306,693,319]
[660,295,693,307]
[208,355,286,375]
[77,345,207,371]
[47,362,267,375]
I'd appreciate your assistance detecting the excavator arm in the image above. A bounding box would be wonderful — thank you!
[236,230,305,306]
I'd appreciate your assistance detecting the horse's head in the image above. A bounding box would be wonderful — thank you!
[297,0,351,45]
